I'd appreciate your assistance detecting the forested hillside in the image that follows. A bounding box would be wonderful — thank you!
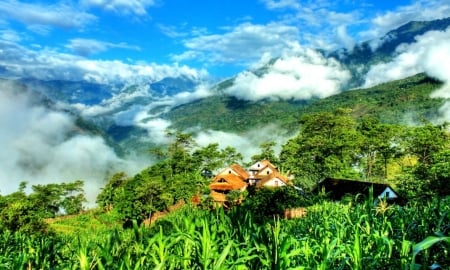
[164,73,445,132]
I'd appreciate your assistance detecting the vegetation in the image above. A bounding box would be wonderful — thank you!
[1,74,449,269]
[0,197,448,269]
[164,73,445,133]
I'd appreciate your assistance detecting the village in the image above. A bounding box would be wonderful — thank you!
[208,159,403,210]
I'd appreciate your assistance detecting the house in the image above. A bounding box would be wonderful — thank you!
[255,171,289,188]
[209,164,248,203]
[313,177,404,204]
[209,160,290,204]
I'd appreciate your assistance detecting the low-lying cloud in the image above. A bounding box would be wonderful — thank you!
[194,124,291,162]
[364,27,450,88]
[363,27,450,124]
[225,49,351,101]
[0,80,143,204]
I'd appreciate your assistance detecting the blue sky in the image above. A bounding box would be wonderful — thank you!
[1,0,450,83]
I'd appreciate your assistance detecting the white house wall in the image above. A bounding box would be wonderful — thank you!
[379,187,398,199]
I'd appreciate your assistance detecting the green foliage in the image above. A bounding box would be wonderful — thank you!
[0,181,86,234]
[164,74,444,134]
[280,108,363,188]
[1,196,449,269]
[242,186,308,223]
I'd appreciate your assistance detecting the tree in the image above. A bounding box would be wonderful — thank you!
[166,131,197,176]
[403,122,448,165]
[96,172,129,211]
[280,108,362,188]
[358,117,401,180]
[192,143,224,172]
[220,146,243,165]
[398,122,449,197]
[29,180,86,218]
[250,141,280,165]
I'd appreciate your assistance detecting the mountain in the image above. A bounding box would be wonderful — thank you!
[163,73,445,133]
[331,17,450,87]
[2,18,449,156]
[18,78,114,105]
[150,76,198,96]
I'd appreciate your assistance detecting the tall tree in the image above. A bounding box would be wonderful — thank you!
[280,108,362,188]
[358,117,401,180]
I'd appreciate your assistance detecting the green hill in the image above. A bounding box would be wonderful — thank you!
[163,73,445,133]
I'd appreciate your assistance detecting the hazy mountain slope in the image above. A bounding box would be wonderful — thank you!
[305,74,445,124]
[164,73,445,133]
[332,17,450,87]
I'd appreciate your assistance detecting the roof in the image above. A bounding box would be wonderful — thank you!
[256,172,289,188]
[231,164,250,179]
[249,159,277,172]
[313,177,402,202]
[215,164,249,180]
[210,174,247,191]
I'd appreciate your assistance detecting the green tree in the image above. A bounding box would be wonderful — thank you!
[96,172,129,211]
[192,143,224,172]
[166,131,197,176]
[250,141,280,165]
[358,117,401,180]
[398,122,449,197]
[280,108,362,188]
[220,146,243,165]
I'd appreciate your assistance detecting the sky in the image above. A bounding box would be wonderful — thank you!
[1,0,450,83]
[1,0,450,200]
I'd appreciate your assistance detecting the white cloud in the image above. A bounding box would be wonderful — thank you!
[261,0,300,10]
[173,22,300,66]
[195,124,290,162]
[81,0,156,16]
[361,0,450,42]
[0,0,96,31]
[135,117,172,144]
[335,25,355,50]
[363,27,450,88]
[66,38,140,56]
[0,40,208,85]
[0,29,22,42]
[363,27,450,124]
[0,80,142,203]
[225,48,350,101]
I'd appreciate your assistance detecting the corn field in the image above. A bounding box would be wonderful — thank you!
[1,197,449,269]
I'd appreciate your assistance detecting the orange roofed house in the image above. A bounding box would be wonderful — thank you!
[209,160,290,204]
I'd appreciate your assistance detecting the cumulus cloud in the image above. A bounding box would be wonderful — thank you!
[225,48,351,101]
[66,38,140,57]
[0,40,208,85]
[0,80,143,204]
[173,22,300,66]
[81,0,156,16]
[0,0,96,31]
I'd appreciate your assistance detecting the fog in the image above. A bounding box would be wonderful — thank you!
[363,27,450,124]
[0,80,144,204]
